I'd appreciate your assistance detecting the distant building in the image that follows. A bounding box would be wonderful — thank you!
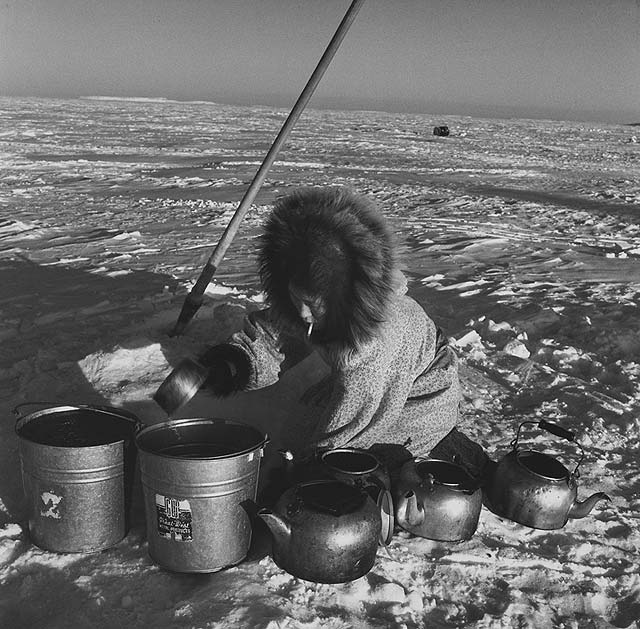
[433,125,450,137]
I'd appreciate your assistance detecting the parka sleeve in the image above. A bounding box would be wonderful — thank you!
[223,308,310,390]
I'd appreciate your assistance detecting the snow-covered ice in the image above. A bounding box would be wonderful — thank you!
[0,96,639,628]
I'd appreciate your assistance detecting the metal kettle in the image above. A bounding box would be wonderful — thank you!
[257,479,381,583]
[278,447,394,546]
[394,458,483,541]
[318,447,391,494]
[486,419,610,530]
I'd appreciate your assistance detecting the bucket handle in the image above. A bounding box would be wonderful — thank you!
[511,419,585,479]
[13,401,66,417]
[13,402,145,433]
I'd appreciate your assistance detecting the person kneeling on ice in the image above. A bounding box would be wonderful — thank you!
[155,187,491,481]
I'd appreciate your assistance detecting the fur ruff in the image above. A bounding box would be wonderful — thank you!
[258,187,397,351]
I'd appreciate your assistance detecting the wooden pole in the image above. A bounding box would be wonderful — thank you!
[171,0,366,336]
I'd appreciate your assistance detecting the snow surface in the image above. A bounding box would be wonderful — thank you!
[0,97,639,628]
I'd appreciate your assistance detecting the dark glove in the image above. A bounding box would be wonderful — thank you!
[429,428,495,485]
[198,344,251,396]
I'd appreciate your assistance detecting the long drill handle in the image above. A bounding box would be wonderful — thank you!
[171,0,366,336]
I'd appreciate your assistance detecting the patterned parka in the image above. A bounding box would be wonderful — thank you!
[220,281,461,458]
[201,187,465,464]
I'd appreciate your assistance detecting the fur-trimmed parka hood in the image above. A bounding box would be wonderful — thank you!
[258,187,398,350]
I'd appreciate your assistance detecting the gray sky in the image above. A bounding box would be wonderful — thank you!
[2,0,639,123]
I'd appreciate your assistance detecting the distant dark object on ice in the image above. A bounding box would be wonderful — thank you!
[433,126,450,137]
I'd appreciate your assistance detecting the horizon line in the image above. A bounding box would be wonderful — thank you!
[1,93,637,127]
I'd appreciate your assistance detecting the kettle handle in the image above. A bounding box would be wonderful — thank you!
[512,420,585,478]
[538,419,575,442]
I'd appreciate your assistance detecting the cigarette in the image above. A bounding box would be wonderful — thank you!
[306,321,313,339]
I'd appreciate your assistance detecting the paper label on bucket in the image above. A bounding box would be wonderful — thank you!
[40,491,63,520]
[155,494,193,542]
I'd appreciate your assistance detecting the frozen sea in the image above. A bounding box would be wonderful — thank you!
[1,96,639,628]
[2,96,639,301]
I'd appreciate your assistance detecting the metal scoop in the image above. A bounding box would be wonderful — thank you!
[153,358,209,416]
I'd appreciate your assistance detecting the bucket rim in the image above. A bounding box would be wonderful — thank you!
[14,404,141,449]
[135,417,269,460]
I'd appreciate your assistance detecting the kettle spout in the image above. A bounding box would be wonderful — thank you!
[396,490,425,528]
[568,492,611,519]
[257,508,292,544]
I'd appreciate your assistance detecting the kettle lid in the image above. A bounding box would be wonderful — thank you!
[297,480,366,516]
[415,459,479,492]
[516,450,569,480]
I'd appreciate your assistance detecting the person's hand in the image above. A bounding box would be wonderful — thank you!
[198,344,251,396]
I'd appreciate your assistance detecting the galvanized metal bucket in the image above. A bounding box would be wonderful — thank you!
[15,404,141,553]
[135,418,268,573]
